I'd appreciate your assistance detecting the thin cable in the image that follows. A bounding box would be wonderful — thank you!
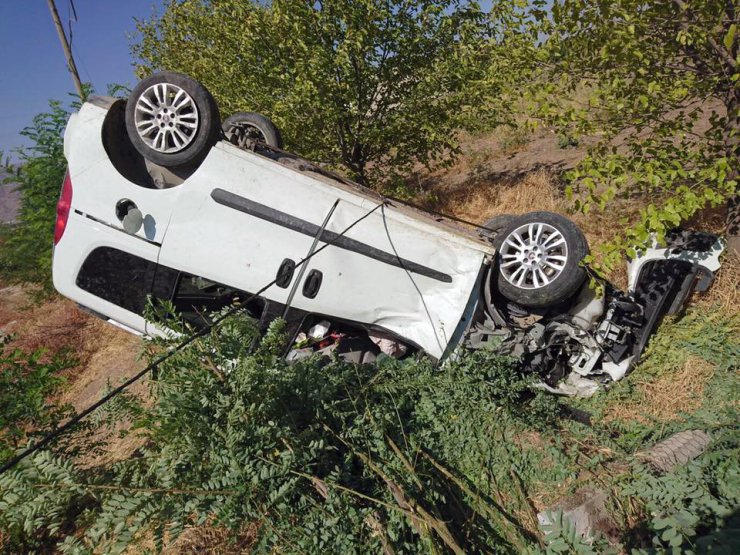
[65,1,93,87]
[380,204,445,354]
[385,194,496,232]
[282,199,339,318]
[67,0,78,51]
[0,201,386,475]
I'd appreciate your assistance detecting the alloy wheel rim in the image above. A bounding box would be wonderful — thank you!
[499,222,568,289]
[134,83,199,154]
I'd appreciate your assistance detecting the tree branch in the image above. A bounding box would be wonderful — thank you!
[673,0,738,71]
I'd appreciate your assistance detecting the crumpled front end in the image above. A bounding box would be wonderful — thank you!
[465,230,726,396]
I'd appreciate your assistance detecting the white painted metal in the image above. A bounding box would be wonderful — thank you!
[63,101,181,245]
[626,235,725,294]
[55,100,494,358]
[158,142,490,357]
[568,286,605,331]
[52,211,156,335]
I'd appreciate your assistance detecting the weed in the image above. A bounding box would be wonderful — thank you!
[0,306,736,553]
[0,336,77,462]
[499,125,532,153]
[557,134,579,149]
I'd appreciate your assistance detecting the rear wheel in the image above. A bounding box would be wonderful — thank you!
[125,71,221,168]
[493,211,589,308]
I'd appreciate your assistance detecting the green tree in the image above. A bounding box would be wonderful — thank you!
[133,0,498,185]
[1,98,75,287]
[0,312,559,553]
[526,0,738,271]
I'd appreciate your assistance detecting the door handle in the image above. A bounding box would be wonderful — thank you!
[276,258,296,288]
[302,269,323,299]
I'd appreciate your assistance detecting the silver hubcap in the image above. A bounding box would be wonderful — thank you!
[134,83,199,154]
[499,222,568,289]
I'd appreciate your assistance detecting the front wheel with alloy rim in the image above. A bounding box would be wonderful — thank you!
[124,71,221,168]
[492,211,589,308]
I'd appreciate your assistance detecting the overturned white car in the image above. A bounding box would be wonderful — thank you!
[52,72,725,395]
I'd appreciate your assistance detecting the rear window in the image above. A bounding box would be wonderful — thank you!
[76,247,156,315]
[76,248,263,325]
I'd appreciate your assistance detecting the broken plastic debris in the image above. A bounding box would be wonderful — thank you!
[601,356,633,381]
[307,320,331,339]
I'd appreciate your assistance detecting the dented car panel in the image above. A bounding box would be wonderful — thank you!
[56,98,492,358]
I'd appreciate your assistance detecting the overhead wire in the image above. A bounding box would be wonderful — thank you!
[66,0,94,87]
[380,204,445,353]
[0,200,386,476]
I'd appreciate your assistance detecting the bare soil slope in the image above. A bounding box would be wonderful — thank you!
[0,285,145,448]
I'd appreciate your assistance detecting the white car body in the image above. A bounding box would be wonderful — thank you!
[54,97,492,358]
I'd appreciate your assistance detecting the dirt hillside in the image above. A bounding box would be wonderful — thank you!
[0,284,146,457]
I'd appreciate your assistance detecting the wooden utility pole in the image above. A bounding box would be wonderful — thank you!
[46,0,85,99]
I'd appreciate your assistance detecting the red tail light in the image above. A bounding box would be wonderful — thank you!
[54,170,73,245]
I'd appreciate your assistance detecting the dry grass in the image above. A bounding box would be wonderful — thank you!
[602,356,716,425]
[428,160,739,298]
[162,523,259,555]
[687,207,740,313]
[429,168,644,287]
[432,169,565,224]
[0,286,147,467]
[0,291,99,366]
[694,252,739,313]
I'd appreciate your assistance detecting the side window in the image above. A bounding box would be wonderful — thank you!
[170,273,262,329]
[76,247,156,315]
[148,268,264,330]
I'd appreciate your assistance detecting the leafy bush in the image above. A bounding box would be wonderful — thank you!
[624,428,740,553]
[556,134,579,149]
[1,303,737,552]
[525,0,738,272]
[573,306,740,453]
[0,312,562,553]
[0,97,75,288]
[499,124,532,153]
[538,509,615,555]
[0,336,76,463]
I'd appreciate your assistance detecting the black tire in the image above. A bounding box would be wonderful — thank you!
[125,71,221,168]
[479,214,516,241]
[222,112,283,149]
[637,430,712,473]
[492,211,589,308]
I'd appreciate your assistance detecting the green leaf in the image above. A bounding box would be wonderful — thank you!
[724,24,736,51]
